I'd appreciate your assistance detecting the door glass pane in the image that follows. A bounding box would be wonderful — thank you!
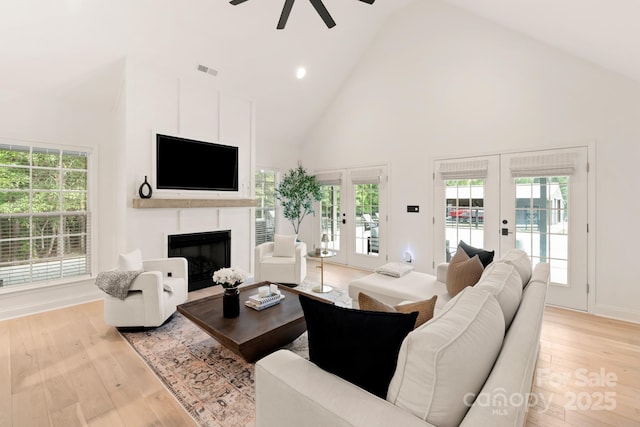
[320,185,341,252]
[354,184,379,256]
[514,177,569,285]
[445,179,485,261]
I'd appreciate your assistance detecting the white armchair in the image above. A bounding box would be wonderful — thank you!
[103,257,188,327]
[255,241,307,286]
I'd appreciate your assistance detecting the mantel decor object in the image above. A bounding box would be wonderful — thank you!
[138,176,153,199]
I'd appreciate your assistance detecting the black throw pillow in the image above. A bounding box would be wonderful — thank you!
[458,240,495,267]
[299,294,417,398]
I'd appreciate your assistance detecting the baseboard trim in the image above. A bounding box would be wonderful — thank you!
[0,278,102,321]
[595,304,640,325]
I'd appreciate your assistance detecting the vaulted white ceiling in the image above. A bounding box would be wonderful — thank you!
[1,0,639,147]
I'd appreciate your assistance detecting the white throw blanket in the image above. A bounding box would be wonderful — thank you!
[96,270,143,300]
[374,262,414,278]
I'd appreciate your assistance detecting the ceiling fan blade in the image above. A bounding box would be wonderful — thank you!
[309,0,336,28]
[358,0,375,4]
[229,0,250,5]
[277,0,296,29]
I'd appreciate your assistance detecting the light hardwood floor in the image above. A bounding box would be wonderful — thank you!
[3,262,639,426]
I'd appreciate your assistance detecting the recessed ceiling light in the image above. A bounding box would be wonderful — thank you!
[296,67,307,79]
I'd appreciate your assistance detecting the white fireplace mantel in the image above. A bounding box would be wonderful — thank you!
[132,198,257,209]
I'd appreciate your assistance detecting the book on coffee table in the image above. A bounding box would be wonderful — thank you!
[245,293,285,311]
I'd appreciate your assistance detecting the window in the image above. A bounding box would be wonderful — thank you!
[354,183,379,256]
[514,176,569,284]
[445,179,485,261]
[320,184,341,252]
[255,169,276,245]
[0,144,91,287]
[439,159,489,262]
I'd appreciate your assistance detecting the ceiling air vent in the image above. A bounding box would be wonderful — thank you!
[196,64,218,77]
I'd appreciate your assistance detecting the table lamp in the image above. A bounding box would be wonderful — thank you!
[321,233,329,254]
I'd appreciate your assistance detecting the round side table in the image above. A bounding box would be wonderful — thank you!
[306,250,336,293]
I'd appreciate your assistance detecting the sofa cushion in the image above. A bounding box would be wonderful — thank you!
[459,240,495,267]
[500,248,532,287]
[446,248,484,297]
[273,234,297,257]
[476,262,523,328]
[387,287,505,427]
[118,248,143,271]
[358,292,437,328]
[299,294,417,399]
[260,255,296,265]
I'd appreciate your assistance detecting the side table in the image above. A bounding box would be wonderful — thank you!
[306,250,336,293]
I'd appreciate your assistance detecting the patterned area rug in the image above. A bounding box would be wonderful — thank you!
[119,312,308,427]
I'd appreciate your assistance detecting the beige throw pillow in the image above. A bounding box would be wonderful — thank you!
[446,248,484,297]
[358,292,438,328]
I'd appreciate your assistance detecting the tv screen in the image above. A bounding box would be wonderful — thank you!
[156,134,239,192]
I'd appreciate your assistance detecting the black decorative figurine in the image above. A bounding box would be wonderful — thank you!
[138,176,152,199]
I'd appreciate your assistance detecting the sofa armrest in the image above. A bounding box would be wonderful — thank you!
[294,241,307,259]
[143,257,188,280]
[436,262,449,283]
[256,242,275,259]
[128,271,164,324]
[256,350,432,427]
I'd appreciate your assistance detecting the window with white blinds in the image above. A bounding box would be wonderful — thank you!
[351,168,384,184]
[314,171,342,186]
[0,144,91,287]
[439,159,489,180]
[255,169,276,245]
[509,152,577,177]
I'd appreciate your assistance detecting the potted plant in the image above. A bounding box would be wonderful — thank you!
[275,165,322,235]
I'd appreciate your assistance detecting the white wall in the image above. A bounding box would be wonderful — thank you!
[121,59,256,274]
[299,0,640,323]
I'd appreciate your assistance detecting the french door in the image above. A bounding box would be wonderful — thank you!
[314,167,387,270]
[434,147,589,311]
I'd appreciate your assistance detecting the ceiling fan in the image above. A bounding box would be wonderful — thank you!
[229,0,376,30]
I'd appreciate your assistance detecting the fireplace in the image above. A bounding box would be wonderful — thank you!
[168,230,231,291]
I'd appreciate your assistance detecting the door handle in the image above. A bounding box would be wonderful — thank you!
[342,219,346,224]
[501,220,512,235]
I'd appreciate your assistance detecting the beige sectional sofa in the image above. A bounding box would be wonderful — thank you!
[255,250,550,427]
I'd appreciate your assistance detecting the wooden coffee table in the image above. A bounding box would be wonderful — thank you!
[177,282,306,362]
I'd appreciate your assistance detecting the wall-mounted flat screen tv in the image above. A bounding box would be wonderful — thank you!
[156,133,239,191]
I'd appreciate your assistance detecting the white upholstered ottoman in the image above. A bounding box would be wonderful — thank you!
[348,268,450,310]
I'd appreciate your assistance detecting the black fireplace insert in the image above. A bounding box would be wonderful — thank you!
[168,230,231,291]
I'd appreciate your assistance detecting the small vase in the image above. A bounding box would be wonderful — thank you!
[138,176,152,199]
[223,287,240,318]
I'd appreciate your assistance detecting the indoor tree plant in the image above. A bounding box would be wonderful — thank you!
[275,165,322,235]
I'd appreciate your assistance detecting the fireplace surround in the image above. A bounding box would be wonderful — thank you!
[168,230,231,291]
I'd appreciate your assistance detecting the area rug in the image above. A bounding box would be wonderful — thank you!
[119,312,308,427]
